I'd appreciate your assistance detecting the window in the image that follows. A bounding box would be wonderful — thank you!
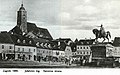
[43,51,44,53]
[77,52,79,54]
[83,47,85,49]
[29,55,31,60]
[80,52,82,54]
[9,46,12,49]
[77,46,79,49]
[29,49,31,52]
[87,52,89,54]
[17,39,20,43]
[2,45,4,49]
[18,48,20,51]
[23,40,26,43]
[81,42,83,44]
[22,48,24,52]
[29,41,32,44]
[87,47,89,49]
[74,53,76,55]
[18,54,20,59]
[83,52,85,54]
[80,47,82,49]
[34,49,35,52]
[87,42,89,44]
[67,49,70,51]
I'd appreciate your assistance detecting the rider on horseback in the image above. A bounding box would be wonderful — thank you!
[98,24,105,38]
[93,24,111,42]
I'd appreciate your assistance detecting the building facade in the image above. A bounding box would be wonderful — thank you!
[0,32,15,60]
[75,39,95,63]
[65,46,72,58]
[10,34,37,61]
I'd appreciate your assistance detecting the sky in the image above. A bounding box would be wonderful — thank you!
[0,0,120,41]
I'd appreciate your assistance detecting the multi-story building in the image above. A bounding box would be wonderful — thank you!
[0,32,15,60]
[10,34,37,61]
[36,42,53,61]
[75,39,95,63]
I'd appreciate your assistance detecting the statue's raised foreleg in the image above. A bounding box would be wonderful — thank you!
[102,38,105,43]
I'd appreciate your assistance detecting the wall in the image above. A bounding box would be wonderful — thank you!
[65,46,72,57]
[37,48,52,57]
[53,50,65,57]
[76,45,91,56]
[0,43,14,53]
[112,47,120,57]
[15,45,36,61]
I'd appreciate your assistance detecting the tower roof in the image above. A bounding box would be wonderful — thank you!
[19,4,25,11]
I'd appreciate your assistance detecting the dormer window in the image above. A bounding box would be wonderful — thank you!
[40,43,44,48]
[81,42,83,44]
[48,44,51,48]
[36,42,39,47]
[87,42,89,44]
[17,39,20,43]
[23,40,26,43]
[29,41,32,44]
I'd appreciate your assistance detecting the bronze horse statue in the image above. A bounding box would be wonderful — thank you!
[92,29,111,43]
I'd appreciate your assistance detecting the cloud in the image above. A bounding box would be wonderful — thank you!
[58,0,120,30]
[59,12,71,21]
[73,5,99,15]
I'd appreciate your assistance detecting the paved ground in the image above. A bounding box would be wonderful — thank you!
[0,60,119,68]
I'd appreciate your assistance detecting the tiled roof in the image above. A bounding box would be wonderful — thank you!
[9,22,53,40]
[9,26,22,35]
[27,22,53,40]
[27,22,37,32]
[33,38,49,43]
[10,34,36,47]
[0,32,14,44]
[77,39,95,45]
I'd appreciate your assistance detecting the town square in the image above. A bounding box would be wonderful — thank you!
[0,0,120,68]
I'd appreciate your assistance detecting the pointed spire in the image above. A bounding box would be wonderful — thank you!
[21,0,23,7]
[19,0,25,11]
[21,4,23,7]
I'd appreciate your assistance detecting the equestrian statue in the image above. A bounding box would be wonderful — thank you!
[92,24,111,43]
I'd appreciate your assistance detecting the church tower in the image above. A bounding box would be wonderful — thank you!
[17,3,27,34]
